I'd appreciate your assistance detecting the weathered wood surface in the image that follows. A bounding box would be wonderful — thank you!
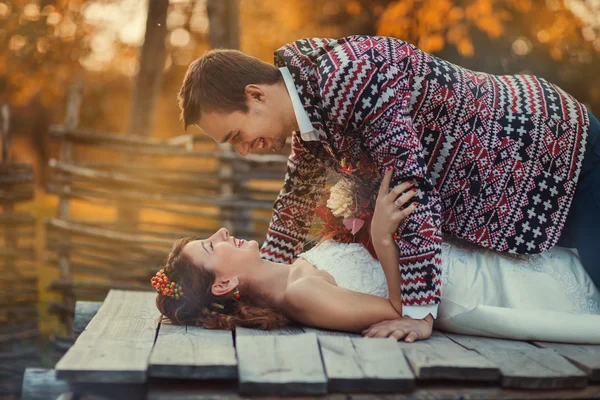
[48,278,148,293]
[0,213,35,225]
[397,331,500,381]
[444,333,539,351]
[74,300,103,340]
[55,76,82,337]
[47,182,275,211]
[302,326,361,337]
[318,336,415,393]
[75,161,286,183]
[49,126,288,163]
[147,380,600,400]
[58,294,600,398]
[236,326,304,336]
[148,323,237,380]
[55,290,159,383]
[20,368,70,400]
[534,341,600,382]
[235,328,327,395]
[445,333,588,389]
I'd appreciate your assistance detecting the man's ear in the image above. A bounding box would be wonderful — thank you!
[211,276,239,297]
[244,84,265,102]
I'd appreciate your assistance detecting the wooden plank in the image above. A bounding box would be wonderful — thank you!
[318,336,414,393]
[148,323,237,379]
[47,182,275,210]
[0,213,35,225]
[444,333,538,351]
[235,329,327,395]
[236,326,304,336]
[55,290,160,383]
[478,347,588,389]
[48,278,148,293]
[0,328,38,343]
[20,368,70,400]
[49,126,288,164]
[147,380,600,400]
[445,333,588,389]
[74,300,103,339]
[534,341,600,382]
[302,326,361,337]
[398,331,500,381]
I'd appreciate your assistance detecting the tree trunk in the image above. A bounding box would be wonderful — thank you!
[206,0,239,49]
[118,0,168,223]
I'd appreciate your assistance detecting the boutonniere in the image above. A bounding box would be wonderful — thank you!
[314,177,379,260]
[340,158,359,175]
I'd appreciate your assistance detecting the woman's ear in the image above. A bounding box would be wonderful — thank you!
[211,276,239,297]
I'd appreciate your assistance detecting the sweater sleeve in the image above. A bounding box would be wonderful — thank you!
[259,134,327,263]
[318,58,442,307]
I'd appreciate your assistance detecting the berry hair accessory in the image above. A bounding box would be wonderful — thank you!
[151,269,184,300]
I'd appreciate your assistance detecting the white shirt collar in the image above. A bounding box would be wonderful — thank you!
[279,67,319,142]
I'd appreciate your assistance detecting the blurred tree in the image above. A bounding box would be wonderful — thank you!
[376,0,599,60]
[0,0,92,107]
[374,0,600,110]
[207,0,238,49]
[0,0,92,186]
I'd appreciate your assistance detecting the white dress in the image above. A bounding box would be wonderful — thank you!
[298,236,600,344]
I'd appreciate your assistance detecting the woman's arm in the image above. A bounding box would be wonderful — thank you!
[371,168,418,315]
[283,276,402,332]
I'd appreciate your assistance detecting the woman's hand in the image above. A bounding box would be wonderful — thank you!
[362,314,434,343]
[371,168,418,246]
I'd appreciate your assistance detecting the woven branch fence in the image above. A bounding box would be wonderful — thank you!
[0,104,40,400]
[44,81,293,342]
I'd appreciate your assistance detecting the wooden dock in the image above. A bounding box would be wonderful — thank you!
[22,290,600,399]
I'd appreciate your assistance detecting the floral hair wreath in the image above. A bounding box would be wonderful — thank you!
[151,269,184,300]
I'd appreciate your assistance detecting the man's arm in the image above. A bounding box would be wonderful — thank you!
[318,58,442,316]
[259,134,327,263]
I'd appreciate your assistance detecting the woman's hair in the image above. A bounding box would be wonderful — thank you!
[155,236,290,330]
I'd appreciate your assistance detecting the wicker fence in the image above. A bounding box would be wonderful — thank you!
[0,104,40,399]
[44,82,291,340]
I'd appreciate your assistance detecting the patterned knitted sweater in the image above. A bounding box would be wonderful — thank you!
[259,36,590,307]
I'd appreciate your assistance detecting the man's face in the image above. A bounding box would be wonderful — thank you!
[197,85,294,156]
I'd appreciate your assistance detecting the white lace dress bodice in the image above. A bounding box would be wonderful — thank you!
[298,238,600,343]
[299,241,390,299]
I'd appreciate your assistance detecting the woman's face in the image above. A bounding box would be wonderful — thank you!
[181,227,261,276]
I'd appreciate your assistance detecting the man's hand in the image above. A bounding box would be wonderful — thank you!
[361,314,434,343]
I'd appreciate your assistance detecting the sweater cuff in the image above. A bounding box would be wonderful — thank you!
[402,304,438,320]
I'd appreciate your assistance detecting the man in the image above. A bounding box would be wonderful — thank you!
[178,36,596,341]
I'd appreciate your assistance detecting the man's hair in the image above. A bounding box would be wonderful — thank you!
[177,49,282,130]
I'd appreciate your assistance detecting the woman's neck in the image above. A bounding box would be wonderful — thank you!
[240,259,292,308]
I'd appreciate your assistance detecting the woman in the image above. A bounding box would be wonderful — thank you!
[153,171,600,344]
